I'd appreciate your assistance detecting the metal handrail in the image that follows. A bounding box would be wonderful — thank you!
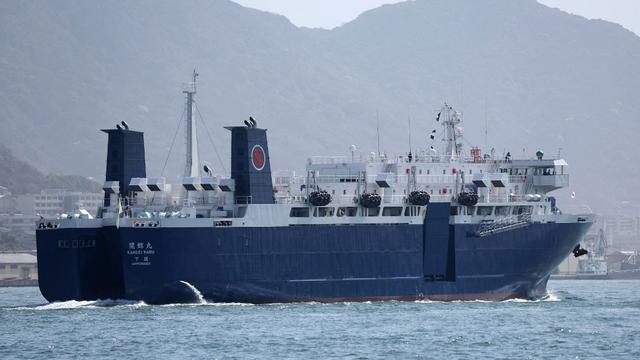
[476,213,532,237]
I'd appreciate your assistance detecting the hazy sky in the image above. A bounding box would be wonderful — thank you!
[232,0,640,36]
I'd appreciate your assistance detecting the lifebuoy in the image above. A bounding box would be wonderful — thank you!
[360,193,381,208]
[309,190,332,206]
[458,192,479,206]
[408,191,430,206]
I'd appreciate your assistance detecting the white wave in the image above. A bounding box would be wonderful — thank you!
[200,301,254,306]
[541,292,561,302]
[502,292,561,303]
[415,299,492,304]
[501,298,531,303]
[10,299,147,311]
[159,301,254,307]
[414,299,444,304]
[36,300,97,310]
[413,293,562,304]
[179,280,205,304]
[88,299,148,308]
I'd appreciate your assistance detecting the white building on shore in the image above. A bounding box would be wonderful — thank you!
[0,253,38,282]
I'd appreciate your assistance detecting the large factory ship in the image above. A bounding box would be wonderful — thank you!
[36,74,594,304]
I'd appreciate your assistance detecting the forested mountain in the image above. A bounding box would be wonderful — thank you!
[0,145,99,194]
[0,0,638,213]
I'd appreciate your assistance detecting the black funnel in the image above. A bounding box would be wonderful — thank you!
[101,129,146,206]
[226,126,274,204]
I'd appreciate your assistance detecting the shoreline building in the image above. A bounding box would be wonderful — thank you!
[0,253,38,283]
[33,189,103,217]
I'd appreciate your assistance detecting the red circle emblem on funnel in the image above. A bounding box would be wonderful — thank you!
[251,145,265,171]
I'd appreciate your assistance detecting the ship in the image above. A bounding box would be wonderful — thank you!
[36,73,595,304]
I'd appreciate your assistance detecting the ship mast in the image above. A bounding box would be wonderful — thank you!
[441,103,462,161]
[184,69,200,178]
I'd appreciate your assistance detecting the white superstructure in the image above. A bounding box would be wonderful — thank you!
[39,102,593,235]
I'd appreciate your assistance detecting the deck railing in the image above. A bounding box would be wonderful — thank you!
[475,213,532,237]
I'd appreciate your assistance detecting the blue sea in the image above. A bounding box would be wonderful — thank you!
[1,280,639,359]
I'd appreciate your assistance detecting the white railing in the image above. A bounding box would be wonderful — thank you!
[476,213,532,237]
[308,152,561,166]
[557,205,594,214]
[363,174,456,185]
[391,154,561,165]
[275,195,306,205]
[532,174,570,187]
[429,195,454,202]
[313,175,364,184]
[509,175,529,183]
[308,155,363,164]
[278,194,452,206]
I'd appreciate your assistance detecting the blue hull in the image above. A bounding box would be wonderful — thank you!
[118,222,587,303]
[36,218,591,304]
[36,227,124,302]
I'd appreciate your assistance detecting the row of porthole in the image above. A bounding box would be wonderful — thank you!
[37,222,59,229]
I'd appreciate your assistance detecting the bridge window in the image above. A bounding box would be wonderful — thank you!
[382,207,403,216]
[314,207,335,217]
[365,207,380,217]
[337,207,357,217]
[289,207,310,218]
[495,206,510,216]
[404,206,421,216]
[339,177,358,183]
[513,206,532,215]
[478,207,493,216]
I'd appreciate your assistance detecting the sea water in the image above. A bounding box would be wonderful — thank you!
[1,280,639,359]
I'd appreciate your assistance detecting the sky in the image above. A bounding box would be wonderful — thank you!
[232,0,640,36]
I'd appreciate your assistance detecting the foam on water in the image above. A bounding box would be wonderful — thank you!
[9,299,146,311]
[414,299,443,304]
[501,292,561,303]
[7,291,561,311]
[541,291,561,302]
[160,301,254,308]
[413,292,562,304]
